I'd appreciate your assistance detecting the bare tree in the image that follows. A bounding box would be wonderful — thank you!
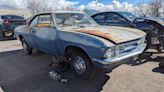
[25,0,51,15]
[134,4,150,17]
[149,0,162,17]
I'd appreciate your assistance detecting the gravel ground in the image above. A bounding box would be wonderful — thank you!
[0,40,164,92]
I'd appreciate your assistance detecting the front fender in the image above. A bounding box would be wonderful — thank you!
[57,30,114,61]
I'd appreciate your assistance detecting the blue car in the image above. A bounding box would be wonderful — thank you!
[14,11,146,79]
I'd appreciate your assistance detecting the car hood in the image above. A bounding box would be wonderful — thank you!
[69,26,146,44]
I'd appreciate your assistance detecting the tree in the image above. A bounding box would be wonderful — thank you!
[134,4,149,17]
[149,0,162,17]
[25,0,50,15]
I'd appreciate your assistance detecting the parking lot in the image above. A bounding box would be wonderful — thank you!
[0,40,164,92]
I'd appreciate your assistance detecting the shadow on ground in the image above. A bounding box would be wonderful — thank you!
[152,67,164,74]
[0,50,110,92]
[125,51,164,75]
[127,52,164,66]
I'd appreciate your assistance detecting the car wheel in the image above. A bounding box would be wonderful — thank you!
[71,51,96,79]
[2,31,5,37]
[22,39,33,55]
[159,62,164,68]
[0,31,2,39]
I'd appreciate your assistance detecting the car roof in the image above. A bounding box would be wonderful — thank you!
[0,14,23,17]
[91,11,125,16]
[37,11,85,15]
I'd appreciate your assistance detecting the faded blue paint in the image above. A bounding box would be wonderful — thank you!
[14,12,146,70]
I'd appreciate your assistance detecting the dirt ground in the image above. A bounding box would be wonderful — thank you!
[0,40,164,92]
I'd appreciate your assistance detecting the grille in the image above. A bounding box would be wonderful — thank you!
[121,39,140,53]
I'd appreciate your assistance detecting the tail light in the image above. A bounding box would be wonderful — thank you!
[3,20,9,26]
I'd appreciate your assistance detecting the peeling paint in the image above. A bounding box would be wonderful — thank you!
[72,26,146,44]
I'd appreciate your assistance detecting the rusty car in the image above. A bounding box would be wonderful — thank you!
[14,11,147,79]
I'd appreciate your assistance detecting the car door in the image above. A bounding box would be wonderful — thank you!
[92,13,106,25]
[105,12,130,27]
[31,14,58,55]
[24,15,39,48]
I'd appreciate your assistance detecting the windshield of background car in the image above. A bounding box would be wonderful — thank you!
[119,12,137,22]
[55,13,96,27]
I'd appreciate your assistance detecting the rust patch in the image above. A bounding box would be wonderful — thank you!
[73,29,120,42]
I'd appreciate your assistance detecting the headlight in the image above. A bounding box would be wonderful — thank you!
[104,45,125,58]
[138,37,146,45]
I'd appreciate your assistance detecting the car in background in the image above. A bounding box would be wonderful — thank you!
[91,11,164,50]
[14,11,146,79]
[0,15,25,39]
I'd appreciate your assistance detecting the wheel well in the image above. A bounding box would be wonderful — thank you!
[65,46,90,60]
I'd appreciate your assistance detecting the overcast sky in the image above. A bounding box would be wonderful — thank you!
[0,0,151,11]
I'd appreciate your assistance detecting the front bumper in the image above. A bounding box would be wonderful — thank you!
[93,42,146,69]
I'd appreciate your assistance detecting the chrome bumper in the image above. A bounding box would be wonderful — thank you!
[93,43,146,65]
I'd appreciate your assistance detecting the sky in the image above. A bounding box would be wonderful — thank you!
[68,0,151,6]
[0,0,152,11]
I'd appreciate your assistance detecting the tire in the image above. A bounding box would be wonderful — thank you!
[22,39,33,55]
[0,30,5,39]
[71,50,95,79]
[0,31,2,39]
[2,31,5,37]
[145,31,151,50]
[159,62,164,68]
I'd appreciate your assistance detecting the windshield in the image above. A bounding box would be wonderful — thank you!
[55,13,96,27]
[119,12,137,22]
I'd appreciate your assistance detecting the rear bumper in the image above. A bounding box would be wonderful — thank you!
[93,42,146,70]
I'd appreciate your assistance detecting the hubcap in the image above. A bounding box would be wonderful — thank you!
[74,56,86,75]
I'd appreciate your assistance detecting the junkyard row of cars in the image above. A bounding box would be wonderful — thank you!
[2,10,163,80]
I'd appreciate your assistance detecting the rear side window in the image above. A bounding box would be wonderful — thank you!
[106,13,126,23]
[92,13,105,22]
